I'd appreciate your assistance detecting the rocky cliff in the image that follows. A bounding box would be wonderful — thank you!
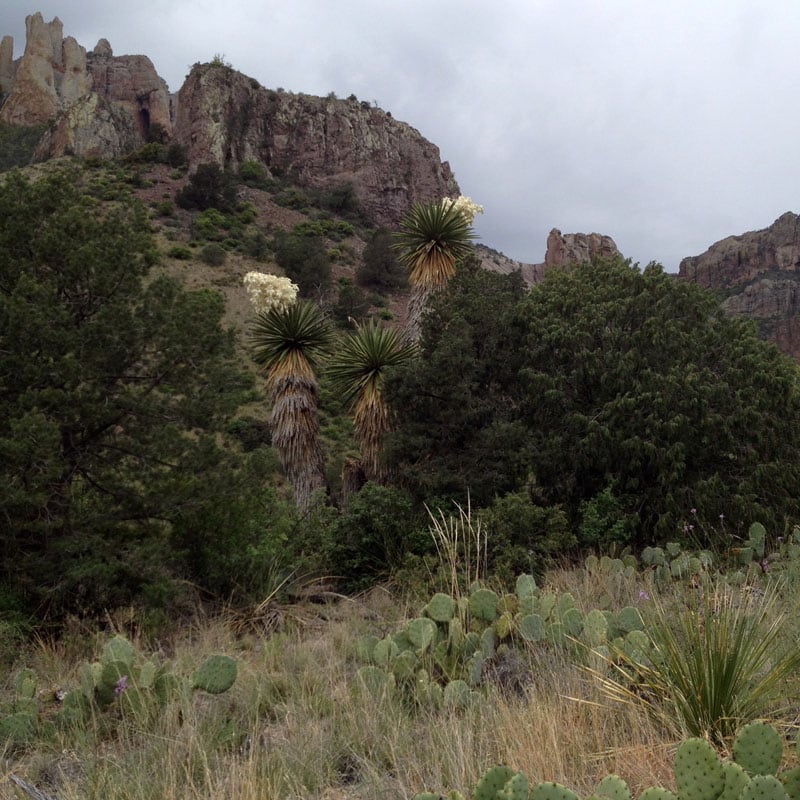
[0,12,171,158]
[0,13,458,227]
[174,62,457,227]
[480,228,621,285]
[678,212,800,359]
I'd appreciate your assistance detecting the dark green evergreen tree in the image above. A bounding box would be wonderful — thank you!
[0,168,258,618]
[386,256,800,549]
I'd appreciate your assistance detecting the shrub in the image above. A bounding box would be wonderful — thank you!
[357,228,407,291]
[200,243,227,266]
[166,245,193,260]
[273,231,331,297]
[176,162,237,211]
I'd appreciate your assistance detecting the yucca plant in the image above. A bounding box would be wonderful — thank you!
[250,300,332,510]
[394,199,477,341]
[595,582,800,746]
[327,320,416,482]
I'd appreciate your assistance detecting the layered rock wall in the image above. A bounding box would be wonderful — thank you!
[678,212,800,359]
[175,63,458,227]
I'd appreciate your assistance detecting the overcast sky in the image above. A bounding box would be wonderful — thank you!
[2,1,799,270]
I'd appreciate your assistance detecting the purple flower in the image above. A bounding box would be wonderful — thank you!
[638,590,650,601]
[690,508,697,515]
[115,675,128,695]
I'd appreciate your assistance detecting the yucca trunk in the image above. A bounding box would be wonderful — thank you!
[269,371,326,510]
[405,257,455,343]
[353,390,391,483]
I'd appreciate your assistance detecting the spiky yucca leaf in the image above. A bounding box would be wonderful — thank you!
[594,583,800,745]
[250,301,332,385]
[393,200,476,291]
[328,321,416,480]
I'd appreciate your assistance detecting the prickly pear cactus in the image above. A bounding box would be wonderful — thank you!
[406,617,438,651]
[739,775,787,800]
[426,593,457,622]
[719,762,752,800]
[733,721,783,777]
[469,588,499,622]
[531,780,582,800]
[473,766,517,800]
[0,712,37,750]
[640,789,677,800]
[779,766,800,800]
[596,774,631,800]
[517,613,545,643]
[443,679,471,709]
[500,772,530,800]
[192,655,237,694]
[675,737,724,800]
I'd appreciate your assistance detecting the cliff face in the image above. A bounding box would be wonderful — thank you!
[174,63,458,227]
[480,227,622,286]
[0,14,458,227]
[0,13,171,157]
[678,212,800,359]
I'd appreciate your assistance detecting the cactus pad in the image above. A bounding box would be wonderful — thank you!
[516,574,538,601]
[616,606,644,633]
[426,593,457,622]
[531,781,582,800]
[518,613,545,642]
[101,635,135,668]
[720,762,751,800]
[734,722,783,777]
[675,737,724,800]
[474,766,516,800]
[443,679,471,709]
[192,655,237,694]
[500,772,530,800]
[779,766,800,800]
[739,775,787,800]
[469,588,499,622]
[640,789,677,800]
[407,617,438,651]
[597,775,632,800]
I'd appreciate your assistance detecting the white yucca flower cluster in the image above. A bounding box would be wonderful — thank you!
[243,272,299,313]
[442,195,484,225]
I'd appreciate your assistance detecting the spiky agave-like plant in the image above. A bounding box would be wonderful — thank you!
[328,320,416,483]
[394,199,476,341]
[250,301,332,510]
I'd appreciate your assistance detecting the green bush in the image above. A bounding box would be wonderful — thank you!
[166,245,193,260]
[357,228,407,292]
[176,162,237,211]
[0,123,46,171]
[323,483,426,590]
[200,243,227,266]
[273,230,331,297]
[479,492,575,582]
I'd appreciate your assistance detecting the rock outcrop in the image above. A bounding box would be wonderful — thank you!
[679,212,800,359]
[481,228,622,286]
[174,63,458,227]
[0,13,172,158]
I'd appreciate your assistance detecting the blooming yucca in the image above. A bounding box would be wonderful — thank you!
[243,272,299,314]
[394,196,478,341]
[441,195,484,225]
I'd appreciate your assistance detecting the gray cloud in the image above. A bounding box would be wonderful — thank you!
[2,1,799,269]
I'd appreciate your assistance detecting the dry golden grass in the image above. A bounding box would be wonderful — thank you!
[5,567,799,800]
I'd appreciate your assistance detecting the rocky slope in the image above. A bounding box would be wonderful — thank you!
[678,212,800,359]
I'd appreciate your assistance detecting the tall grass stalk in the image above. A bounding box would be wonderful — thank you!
[426,495,487,598]
[595,582,800,745]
